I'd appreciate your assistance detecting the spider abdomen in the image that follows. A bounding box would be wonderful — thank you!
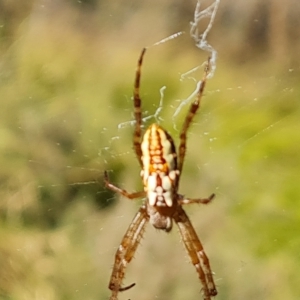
[141,124,179,208]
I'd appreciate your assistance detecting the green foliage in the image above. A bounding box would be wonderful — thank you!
[1,2,300,300]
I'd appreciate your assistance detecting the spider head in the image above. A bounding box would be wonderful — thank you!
[147,205,173,232]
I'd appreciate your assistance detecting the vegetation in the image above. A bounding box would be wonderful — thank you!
[0,1,299,299]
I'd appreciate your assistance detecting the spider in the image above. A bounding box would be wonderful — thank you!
[104,48,217,300]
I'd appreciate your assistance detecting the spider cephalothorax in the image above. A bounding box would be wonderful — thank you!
[105,48,217,300]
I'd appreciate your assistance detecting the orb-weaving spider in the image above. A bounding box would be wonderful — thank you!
[104,48,217,300]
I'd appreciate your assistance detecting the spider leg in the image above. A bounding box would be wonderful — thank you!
[174,206,217,299]
[109,205,149,300]
[177,57,211,174]
[104,171,146,199]
[178,193,215,205]
[133,48,147,167]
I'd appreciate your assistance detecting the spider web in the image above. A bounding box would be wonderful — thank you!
[117,0,220,130]
[30,0,225,230]
[104,3,224,293]
[11,1,299,299]
[98,2,297,296]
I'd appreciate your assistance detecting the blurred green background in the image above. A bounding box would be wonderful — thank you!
[0,0,300,299]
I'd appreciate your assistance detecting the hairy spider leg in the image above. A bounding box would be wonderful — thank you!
[109,205,149,300]
[178,58,211,174]
[104,171,146,199]
[133,48,147,167]
[174,206,217,300]
[178,193,215,205]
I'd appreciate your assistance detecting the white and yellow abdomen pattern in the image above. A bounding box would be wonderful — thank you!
[141,124,179,207]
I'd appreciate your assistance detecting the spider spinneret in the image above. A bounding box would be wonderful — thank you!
[105,47,217,300]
